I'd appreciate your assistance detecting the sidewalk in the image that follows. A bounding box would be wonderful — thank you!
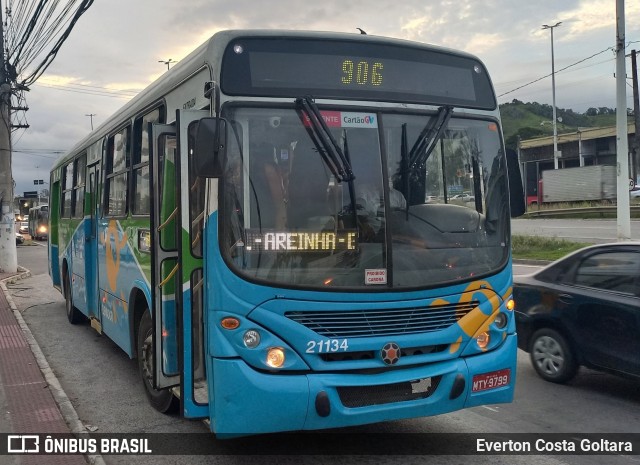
[0,268,88,465]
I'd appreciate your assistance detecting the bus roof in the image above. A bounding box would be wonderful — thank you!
[52,29,491,170]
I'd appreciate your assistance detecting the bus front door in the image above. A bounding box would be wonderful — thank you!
[151,109,209,419]
[85,163,101,325]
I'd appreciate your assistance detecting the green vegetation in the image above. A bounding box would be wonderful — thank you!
[500,100,626,151]
[512,235,590,261]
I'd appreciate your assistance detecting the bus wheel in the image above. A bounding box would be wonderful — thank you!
[137,309,178,413]
[64,273,84,325]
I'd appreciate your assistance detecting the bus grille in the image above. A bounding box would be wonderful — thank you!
[285,301,478,338]
[337,376,441,408]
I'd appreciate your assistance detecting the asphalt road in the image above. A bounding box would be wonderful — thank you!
[7,242,640,465]
[511,218,640,243]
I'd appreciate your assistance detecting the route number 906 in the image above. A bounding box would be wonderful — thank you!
[341,60,383,86]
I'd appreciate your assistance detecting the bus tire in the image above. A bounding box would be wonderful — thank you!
[137,309,178,413]
[64,273,84,325]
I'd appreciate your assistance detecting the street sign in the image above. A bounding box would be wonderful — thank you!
[33,179,44,185]
[23,191,38,198]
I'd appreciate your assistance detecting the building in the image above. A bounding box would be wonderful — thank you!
[518,123,638,201]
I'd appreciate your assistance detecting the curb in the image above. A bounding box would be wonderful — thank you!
[1,269,106,465]
[513,259,552,266]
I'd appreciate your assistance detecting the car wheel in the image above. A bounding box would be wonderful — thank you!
[64,273,84,325]
[529,328,578,383]
[137,309,178,413]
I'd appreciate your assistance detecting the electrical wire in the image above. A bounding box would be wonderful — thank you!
[4,0,95,86]
[497,46,615,98]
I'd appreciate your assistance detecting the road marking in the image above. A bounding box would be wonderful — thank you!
[481,406,499,412]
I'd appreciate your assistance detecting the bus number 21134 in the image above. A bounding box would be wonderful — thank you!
[306,339,349,353]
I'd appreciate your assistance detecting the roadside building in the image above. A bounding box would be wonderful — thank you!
[518,123,637,203]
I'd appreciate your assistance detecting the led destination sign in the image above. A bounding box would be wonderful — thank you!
[244,229,358,253]
[221,37,496,109]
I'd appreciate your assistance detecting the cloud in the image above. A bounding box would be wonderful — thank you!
[8,0,640,197]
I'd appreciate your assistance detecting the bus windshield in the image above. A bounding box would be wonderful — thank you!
[221,105,509,289]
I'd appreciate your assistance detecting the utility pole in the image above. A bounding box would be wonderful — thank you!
[631,50,639,185]
[542,22,562,169]
[615,0,631,241]
[0,0,18,273]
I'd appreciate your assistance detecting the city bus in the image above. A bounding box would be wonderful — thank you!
[49,29,525,436]
[28,204,49,240]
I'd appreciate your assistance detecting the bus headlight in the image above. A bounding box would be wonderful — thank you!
[494,312,508,329]
[266,347,285,368]
[39,226,47,233]
[476,332,490,349]
[243,330,261,348]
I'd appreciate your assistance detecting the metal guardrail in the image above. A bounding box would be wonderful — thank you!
[524,206,640,218]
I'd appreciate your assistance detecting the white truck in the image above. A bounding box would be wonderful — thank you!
[540,165,616,203]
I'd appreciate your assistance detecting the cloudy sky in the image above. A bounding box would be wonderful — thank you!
[9,0,640,197]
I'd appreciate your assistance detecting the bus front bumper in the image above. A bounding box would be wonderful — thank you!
[209,333,516,436]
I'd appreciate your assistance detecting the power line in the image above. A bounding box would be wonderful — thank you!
[498,46,614,98]
[33,81,137,98]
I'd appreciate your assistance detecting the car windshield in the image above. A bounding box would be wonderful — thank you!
[220,105,510,289]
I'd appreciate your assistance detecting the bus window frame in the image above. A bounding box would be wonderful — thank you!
[132,104,166,217]
[61,160,74,219]
[73,153,87,219]
[104,124,132,219]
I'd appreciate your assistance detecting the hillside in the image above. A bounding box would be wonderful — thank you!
[499,100,620,150]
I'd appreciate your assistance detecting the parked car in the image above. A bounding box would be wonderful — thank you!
[16,232,24,245]
[18,221,29,234]
[514,242,640,384]
[630,187,640,199]
[451,193,475,202]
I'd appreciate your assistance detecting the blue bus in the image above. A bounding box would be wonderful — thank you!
[49,30,525,436]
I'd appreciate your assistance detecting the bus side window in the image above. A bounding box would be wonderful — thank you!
[73,154,86,219]
[62,161,74,218]
[133,107,164,216]
[105,126,131,217]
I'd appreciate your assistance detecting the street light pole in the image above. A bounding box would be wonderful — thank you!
[542,22,562,169]
[158,59,176,70]
[615,0,630,240]
[85,113,96,130]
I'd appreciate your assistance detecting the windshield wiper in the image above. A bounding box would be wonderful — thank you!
[409,105,453,171]
[296,96,359,238]
[296,96,355,183]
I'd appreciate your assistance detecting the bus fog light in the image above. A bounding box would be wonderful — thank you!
[476,332,490,349]
[494,313,507,329]
[266,347,285,368]
[243,330,261,348]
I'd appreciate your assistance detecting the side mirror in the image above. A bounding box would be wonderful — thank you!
[505,149,526,218]
[194,117,227,178]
